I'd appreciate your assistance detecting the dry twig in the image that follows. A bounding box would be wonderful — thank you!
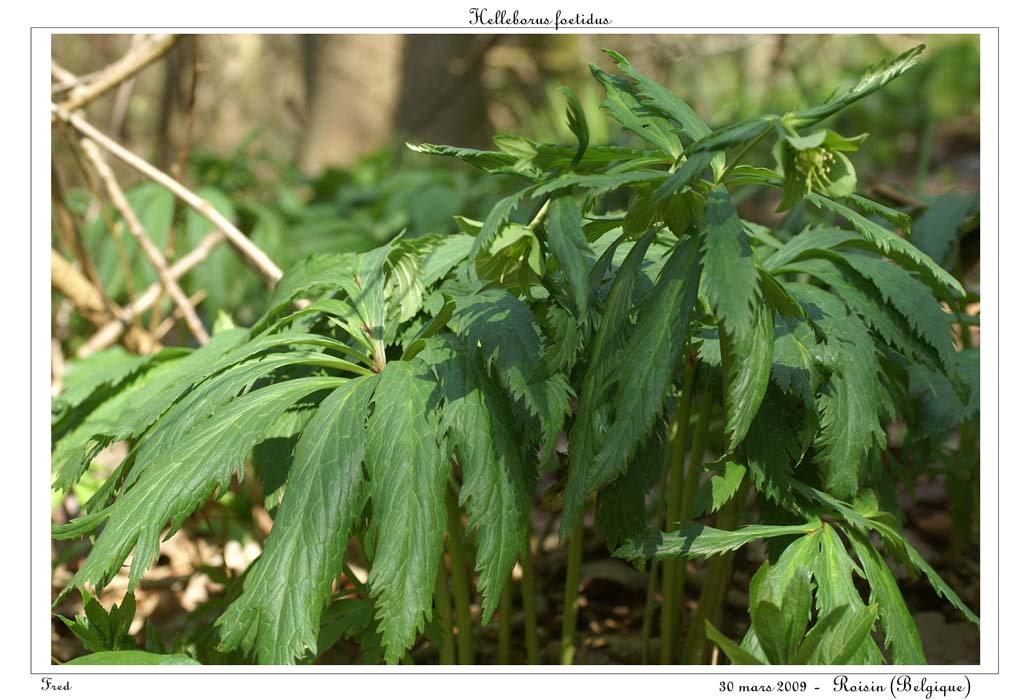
[54,34,177,117]
[79,138,210,345]
[154,290,208,340]
[77,232,225,357]
[52,104,284,284]
[51,249,158,354]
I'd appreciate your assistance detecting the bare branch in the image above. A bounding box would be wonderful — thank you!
[79,138,210,345]
[51,248,106,326]
[154,289,209,340]
[52,104,284,284]
[77,232,225,357]
[55,34,177,116]
[51,248,159,355]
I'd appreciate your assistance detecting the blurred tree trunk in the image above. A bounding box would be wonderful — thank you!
[299,35,493,174]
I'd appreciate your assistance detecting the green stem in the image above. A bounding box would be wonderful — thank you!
[670,392,715,652]
[680,483,747,664]
[658,361,697,664]
[681,324,743,664]
[717,123,776,184]
[445,490,475,664]
[560,513,585,665]
[434,558,456,665]
[529,199,551,229]
[640,557,660,664]
[498,578,512,664]
[679,393,715,524]
[520,528,541,665]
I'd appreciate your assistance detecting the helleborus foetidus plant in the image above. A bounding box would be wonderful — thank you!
[52,43,978,666]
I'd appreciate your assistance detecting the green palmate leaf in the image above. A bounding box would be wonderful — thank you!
[64,651,200,665]
[590,233,703,499]
[484,134,660,175]
[419,234,475,287]
[534,305,580,380]
[602,49,711,144]
[52,329,249,487]
[563,232,655,536]
[365,360,449,663]
[404,142,522,176]
[813,525,883,664]
[911,192,978,265]
[758,268,805,320]
[52,347,187,434]
[738,531,819,661]
[595,433,665,551]
[763,228,862,271]
[745,221,784,254]
[62,376,345,597]
[337,245,391,360]
[532,143,657,172]
[724,301,775,451]
[316,597,383,664]
[448,289,570,453]
[743,388,804,506]
[691,461,747,518]
[785,257,944,374]
[838,252,958,374]
[476,222,543,292]
[770,319,819,409]
[790,284,886,498]
[402,297,456,362]
[533,170,665,198]
[558,87,590,167]
[589,63,682,155]
[793,483,979,627]
[386,245,426,324]
[468,185,535,263]
[215,375,379,664]
[702,185,761,341]
[805,192,963,297]
[253,254,354,334]
[908,349,978,438]
[433,339,531,623]
[686,115,778,155]
[547,196,593,315]
[706,622,765,665]
[784,45,925,128]
[749,588,794,662]
[115,347,365,499]
[845,530,926,664]
[662,190,705,236]
[622,187,657,234]
[652,152,714,204]
[53,358,181,492]
[494,134,539,173]
[864,518,980,626]
[614,520,817,561]
[810,604,879,665]
[845,193,912,234]
[788,606,848,664]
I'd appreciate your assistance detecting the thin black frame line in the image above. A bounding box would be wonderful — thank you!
[34,26,997,676]
[36,26,997,29]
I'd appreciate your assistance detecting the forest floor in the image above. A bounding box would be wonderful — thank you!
[51,469,980,666]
